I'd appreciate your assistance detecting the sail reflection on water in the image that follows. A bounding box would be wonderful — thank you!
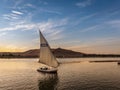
[38,74,59,90]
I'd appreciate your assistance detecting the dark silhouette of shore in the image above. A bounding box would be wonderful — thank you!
[0,48,120,58]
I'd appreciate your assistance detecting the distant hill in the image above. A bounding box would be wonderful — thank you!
[52,48,85,58]
[20,48,85,58]
[0,48,120,58]
[21,49,39,57]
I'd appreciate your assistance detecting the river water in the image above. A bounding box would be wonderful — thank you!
[0,58,120,90]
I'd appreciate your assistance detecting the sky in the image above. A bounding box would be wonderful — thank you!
[0,0,120,54]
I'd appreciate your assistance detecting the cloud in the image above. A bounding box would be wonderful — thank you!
[3,14,19,20]
[11,0,23,9]
[12,1,61,15]
[106,20,120,29]
[37,18,68,40]
[0,32,7,37]
[79,19,120,33]
[12,10,23,15]
[37,8,62,15]
[25,3,34,7]
[9,20,27,26]
[0,18,67,31]
[80,13,97,20]
[108,20,120,24]
[24,3,62,15]
[32,19,68,43]
[0,24,35,31]
[37,18,68,32]
[76,0,92,8]
[3,10,23,20]
[73,13,97,26]
[0,18,68,41]
[80,25,99,32]
[66,37,120,54]
[46,29,64,41]
[109,10,120,16]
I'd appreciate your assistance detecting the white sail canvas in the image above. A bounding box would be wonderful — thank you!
[39,30,59,68]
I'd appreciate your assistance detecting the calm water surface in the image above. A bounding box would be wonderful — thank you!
[0,58,120,90]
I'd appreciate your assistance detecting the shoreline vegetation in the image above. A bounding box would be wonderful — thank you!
[0,48,120,58]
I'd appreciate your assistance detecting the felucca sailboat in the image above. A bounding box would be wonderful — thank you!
[37,30,59,73]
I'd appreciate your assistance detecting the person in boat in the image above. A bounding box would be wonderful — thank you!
[40,67,48,70]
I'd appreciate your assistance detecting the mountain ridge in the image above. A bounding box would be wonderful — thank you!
[0,48,120,58]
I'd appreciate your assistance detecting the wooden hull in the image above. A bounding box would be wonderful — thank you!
[37,68,57,73]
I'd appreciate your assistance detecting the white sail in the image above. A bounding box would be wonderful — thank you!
[39,30,59,68]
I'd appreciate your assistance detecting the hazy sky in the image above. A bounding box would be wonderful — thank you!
[0,0,120,54]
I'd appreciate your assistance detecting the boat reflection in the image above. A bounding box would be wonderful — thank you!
[118,62,120,65]
[38,74,59,90]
